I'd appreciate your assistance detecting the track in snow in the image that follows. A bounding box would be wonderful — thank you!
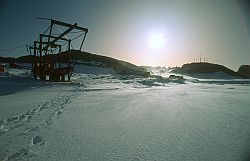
[0,85,82,161]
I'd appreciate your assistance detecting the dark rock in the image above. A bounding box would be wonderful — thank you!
[238,65,250,78]
[171,62,240,77]
[169,75,185,80]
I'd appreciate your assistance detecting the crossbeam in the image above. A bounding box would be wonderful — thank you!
[40,34,69,41]
[50,23,77,45]
[52,19,88,32]
[29,46,49,51]
[30,41,60,50]
[34,41,60,45]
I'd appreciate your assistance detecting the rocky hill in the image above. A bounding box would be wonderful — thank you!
[0,56,16,63]
[238,65,250,78]
[0,50,150,77]
[171,62,241,78]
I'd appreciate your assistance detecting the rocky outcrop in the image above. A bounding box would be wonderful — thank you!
[171,62,239,76]
[238,65,250,78]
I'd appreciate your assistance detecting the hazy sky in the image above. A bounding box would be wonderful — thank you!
[0,0,249,70]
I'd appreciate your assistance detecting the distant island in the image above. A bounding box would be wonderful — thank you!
[171,62,250,79]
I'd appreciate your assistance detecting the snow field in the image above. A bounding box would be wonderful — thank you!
[0,66,250,161]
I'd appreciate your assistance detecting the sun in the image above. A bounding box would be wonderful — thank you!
[148,32,165,50]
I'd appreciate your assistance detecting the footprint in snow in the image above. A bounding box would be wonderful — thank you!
[31,136,46,146]
[4,148,28,161]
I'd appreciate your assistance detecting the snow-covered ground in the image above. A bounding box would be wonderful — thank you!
[0,65,250,161]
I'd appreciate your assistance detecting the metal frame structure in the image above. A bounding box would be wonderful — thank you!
[29,18,88,81]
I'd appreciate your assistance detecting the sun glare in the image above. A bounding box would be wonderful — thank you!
[148,32,165,50]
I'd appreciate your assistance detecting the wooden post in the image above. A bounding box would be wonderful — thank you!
[39,37,42,67]
[39,37,44,79]
[33,41,37,79]
[68,40,71,81]
[59,45,61,69]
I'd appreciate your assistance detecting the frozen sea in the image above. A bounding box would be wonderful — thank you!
[0,66,250,161]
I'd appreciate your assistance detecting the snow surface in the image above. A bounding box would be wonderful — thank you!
[1,65,250,161]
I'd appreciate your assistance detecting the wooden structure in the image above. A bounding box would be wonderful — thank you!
[28,18,88,81]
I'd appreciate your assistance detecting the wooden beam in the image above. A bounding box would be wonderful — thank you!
[33,41,60,49]
[49,23,77,46]
[80,33,87,50]
[29,46,50,51]
[52,19,88,32]
[34,41,58,45]
[40,34,69,41]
